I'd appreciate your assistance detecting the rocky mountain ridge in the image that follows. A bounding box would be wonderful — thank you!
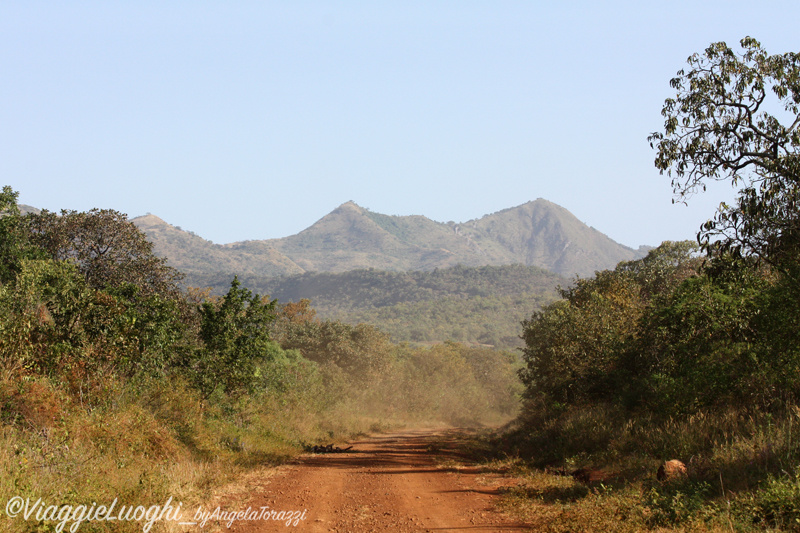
[132,199,646,279]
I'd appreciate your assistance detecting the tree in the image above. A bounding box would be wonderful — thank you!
[519,242,702,407]
[0,259,90,374]
[648,37,800,266]
[191,277,278,397]
[0,186,46,284]
[616,240,702,299]
[23,208,183,297]
[278,318,394,381]
[629,266,769,413]
[519,269,645,405]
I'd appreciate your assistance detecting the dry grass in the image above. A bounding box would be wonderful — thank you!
[455,403,800,532]
[0,369,333,532]
[0,361,437,533]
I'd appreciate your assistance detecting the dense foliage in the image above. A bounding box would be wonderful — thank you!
[509,37,800,532]
[192,264,563,348]
[519,241,705,410]
[0,189,524,532]
[24,207,184,297]
[512,239,800,530]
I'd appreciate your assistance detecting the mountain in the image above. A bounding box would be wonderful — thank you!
[262,201,487,272]
[132,214,304,278]
[454,200,642,277]
[133,199,645,280]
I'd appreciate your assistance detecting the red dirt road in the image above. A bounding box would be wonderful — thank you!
[224,428,527,532]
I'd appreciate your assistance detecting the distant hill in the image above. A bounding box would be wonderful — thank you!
[132,214,304,278]
[192,264,566,349]
[193,263,564,312]
[132,199,645,279]
[17,199,641,348]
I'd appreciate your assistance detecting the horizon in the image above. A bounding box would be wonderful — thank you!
[4,2,797,248]
[32,197,650,250]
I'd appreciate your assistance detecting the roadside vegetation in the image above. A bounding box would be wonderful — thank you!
[0,187,521,532]
[2,34,798,533]
[481,37,800,532]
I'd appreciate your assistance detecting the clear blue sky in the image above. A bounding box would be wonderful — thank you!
[2,1,798,248]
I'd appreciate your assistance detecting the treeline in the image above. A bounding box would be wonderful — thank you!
[189,264,564,348]
[342,293,553,348]
[518,240,800,414]
[0,187,522,532]
[507,241,800,529]
[503,37,800,531]
[517,239,800,414]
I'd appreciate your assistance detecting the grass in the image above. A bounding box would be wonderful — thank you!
[0,367,389,533]
[1,345,515,532]
[452,403,800,532]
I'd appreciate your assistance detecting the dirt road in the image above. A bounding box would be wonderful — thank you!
[222,428,527,532]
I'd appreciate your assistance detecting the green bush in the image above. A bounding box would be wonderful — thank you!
[737,467,800,530]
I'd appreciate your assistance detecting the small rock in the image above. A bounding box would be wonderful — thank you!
[657,459,687,481]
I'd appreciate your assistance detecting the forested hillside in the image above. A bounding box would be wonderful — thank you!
[190,264,565,348]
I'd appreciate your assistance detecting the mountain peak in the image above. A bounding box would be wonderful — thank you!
[337,200,363,211]
[135,200,645,279]
[131,213,170,228]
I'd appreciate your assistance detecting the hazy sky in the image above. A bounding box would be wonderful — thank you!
[2,1,798,248]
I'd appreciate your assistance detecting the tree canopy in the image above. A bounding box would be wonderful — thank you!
[24,208,183,297]
[0,186,45,283]
[649,37,800,266]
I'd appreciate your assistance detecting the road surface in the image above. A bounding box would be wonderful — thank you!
[221,428,527,532]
